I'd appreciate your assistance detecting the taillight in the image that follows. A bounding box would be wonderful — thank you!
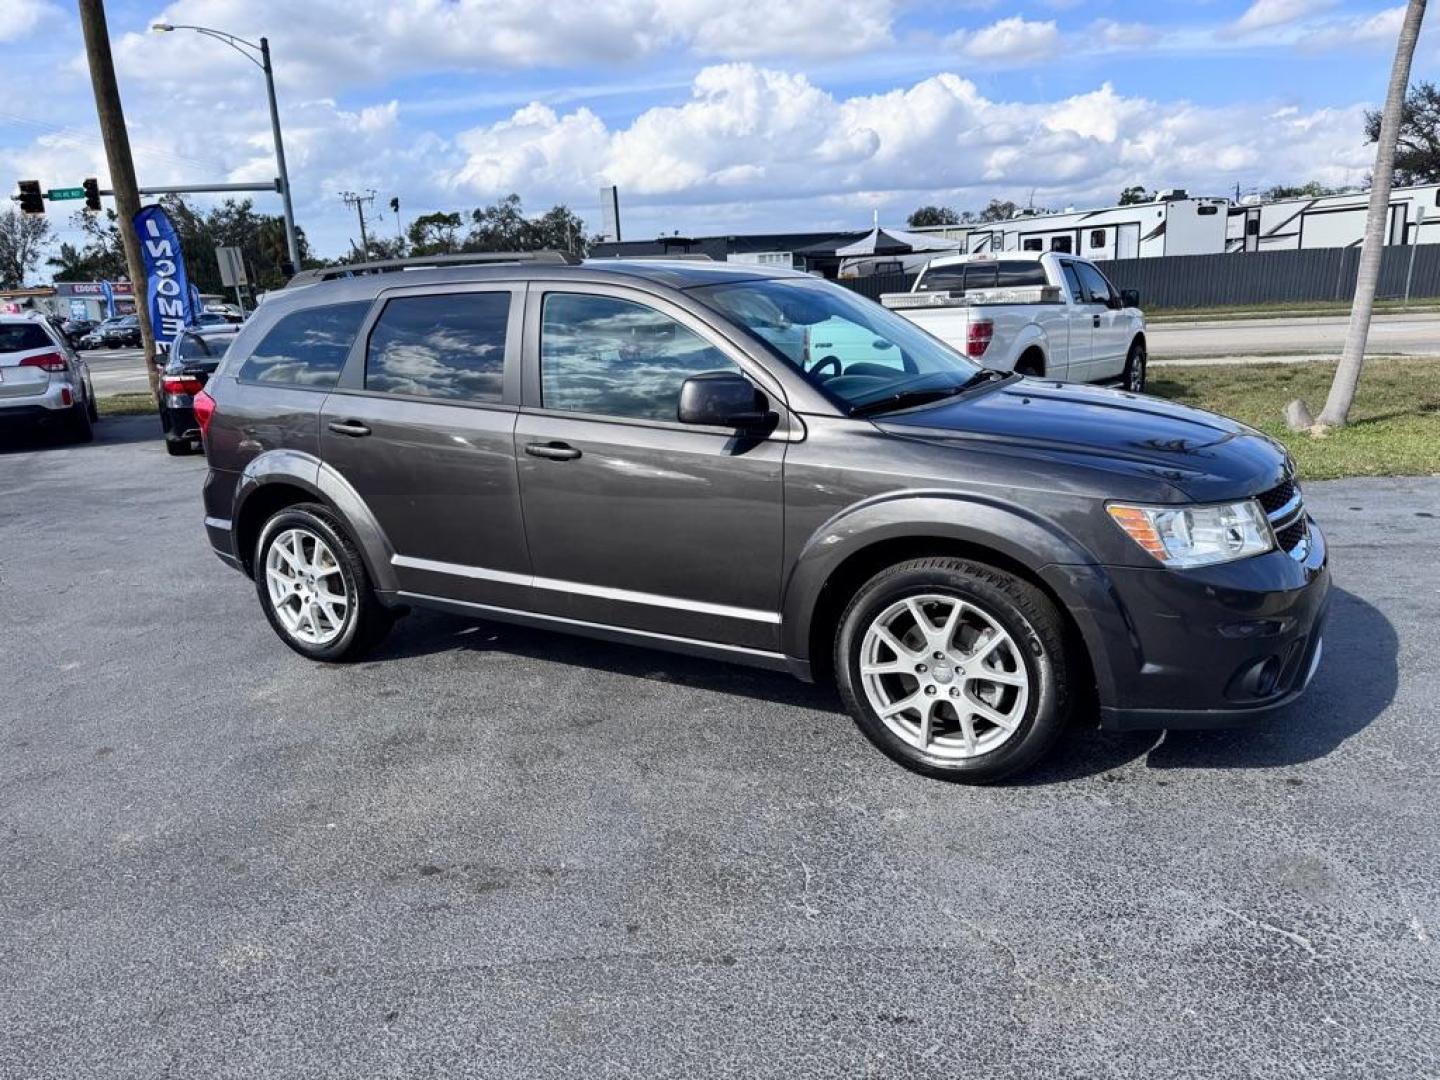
[161,374,205,396]
[20,351,67,373]
[966,320,994,358]
[193,388,217,438]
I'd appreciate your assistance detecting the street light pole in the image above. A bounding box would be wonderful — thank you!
[152,23,301,271]
[260,38,301,271]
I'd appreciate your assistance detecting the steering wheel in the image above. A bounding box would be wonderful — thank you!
[809,355,842,381]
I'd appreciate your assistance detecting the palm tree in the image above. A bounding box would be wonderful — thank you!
[1315,0,1428,429]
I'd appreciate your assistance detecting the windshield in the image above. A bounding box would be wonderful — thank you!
[692,277,981,413]
[177,334,232,360]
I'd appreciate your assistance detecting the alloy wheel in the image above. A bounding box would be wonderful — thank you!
[858,593,1031,759]
[264,527,349,646]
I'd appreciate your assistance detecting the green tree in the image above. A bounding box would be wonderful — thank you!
[47,210,126,282]
[1264,181,1342,200]
[0,208,52,288]
[1118,186,1150,205]
[978,199,1019,222]
[1365,79,1440,185]
[406,211,463,255]
[907,205,962,228]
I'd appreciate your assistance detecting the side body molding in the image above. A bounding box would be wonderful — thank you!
[232,450,399,593]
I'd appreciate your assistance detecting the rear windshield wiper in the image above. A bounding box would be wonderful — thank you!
[850,369,1007,418]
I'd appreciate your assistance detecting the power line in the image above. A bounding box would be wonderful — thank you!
[339,189,375,254]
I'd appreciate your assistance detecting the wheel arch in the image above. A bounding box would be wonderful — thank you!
[782,496,1103,698]
[231,452,397,591]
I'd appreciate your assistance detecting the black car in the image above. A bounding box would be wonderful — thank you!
[102,315,141,348]
[160,326,237,455]
[60,317,97,346]
[196,252,1329,783]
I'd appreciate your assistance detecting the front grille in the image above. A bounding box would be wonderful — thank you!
[1257,476,1307,555]
[1256,479,1297,517]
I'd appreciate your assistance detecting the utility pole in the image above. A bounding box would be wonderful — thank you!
[78,0,159,397]
[340,190,375,257]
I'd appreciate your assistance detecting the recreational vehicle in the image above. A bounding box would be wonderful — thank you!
[962,193,1229,260]
[1225,184,1440,252]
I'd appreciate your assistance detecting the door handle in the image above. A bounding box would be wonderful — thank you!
[327,419,371,437]
[525,441,582,461]
[1093,315,1102,328]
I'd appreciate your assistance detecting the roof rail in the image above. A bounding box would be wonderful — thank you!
[601,254,715,262]
[285,250,581,288]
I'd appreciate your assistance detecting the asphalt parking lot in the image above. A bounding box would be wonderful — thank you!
[2,415,1438,1079]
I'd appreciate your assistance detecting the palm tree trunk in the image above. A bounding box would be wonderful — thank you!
[1317,0,1428,428]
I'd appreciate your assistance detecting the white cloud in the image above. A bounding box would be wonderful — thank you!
[1090,19,1160,50]
[114,0,896,95]
[446,65,1374,231]
[0,0,61,43]
[1299,6,1406,51]
[1232,0,1338,35]
[950,17,1061,62]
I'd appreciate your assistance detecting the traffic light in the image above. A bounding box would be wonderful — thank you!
[17,180,43,214]
[83,177,101,212]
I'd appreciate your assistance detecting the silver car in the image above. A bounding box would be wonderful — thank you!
[0,314,98,443]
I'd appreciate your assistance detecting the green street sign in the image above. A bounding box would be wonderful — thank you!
[47,187,85,200]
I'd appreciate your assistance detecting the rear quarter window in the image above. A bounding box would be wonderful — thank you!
[234,301,370,388]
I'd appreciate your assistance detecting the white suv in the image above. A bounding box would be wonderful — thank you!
[0,313,98,443]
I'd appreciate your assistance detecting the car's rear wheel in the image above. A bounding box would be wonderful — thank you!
[254,503,393,661]
[835,557,1071,783]
[165,437,191,456]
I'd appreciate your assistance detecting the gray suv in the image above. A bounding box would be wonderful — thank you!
[197,253,1329,782]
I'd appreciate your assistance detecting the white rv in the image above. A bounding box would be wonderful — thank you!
[1225,184,1440,252]
[963,192,1230,261]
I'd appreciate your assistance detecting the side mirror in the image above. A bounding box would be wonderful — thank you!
[678,371,771,430]
[1120,289,1140,309]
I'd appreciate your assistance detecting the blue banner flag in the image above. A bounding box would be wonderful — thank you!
[99,280,115,319]
[133,204,199,348]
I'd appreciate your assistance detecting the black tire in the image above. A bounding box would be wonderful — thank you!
[835,557,1072,784]
[1014,351,1044,378]
[253,502,394,662]
[1122,339,1147,394]
[66,403,94,444]
[165,437,190,456]
[86,387,99,422]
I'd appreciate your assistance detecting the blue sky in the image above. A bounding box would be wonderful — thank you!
[0,0,1425,268]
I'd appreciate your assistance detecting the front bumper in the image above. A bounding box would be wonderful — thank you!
[1052,517,1330,731]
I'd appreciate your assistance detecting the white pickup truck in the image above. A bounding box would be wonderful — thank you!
[880,252,1148,391]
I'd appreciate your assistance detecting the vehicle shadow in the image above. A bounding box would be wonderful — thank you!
[372,585,1393,784]
[370,609,841,712]
[1021,586,1395,783]
[0,412,161,455]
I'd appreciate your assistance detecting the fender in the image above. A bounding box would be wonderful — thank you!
[778,490,1129,703]
[232,450,399,592]
[1000,322,1048,373]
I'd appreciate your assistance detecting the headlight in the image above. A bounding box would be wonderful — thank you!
[1107,500,1274,568]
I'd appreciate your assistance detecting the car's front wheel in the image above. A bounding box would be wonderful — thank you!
[254,503,393,661]
[1123,339,1147,393]
[835,557,1072,783]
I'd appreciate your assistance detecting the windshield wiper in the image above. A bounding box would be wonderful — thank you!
[849,369,1007,418]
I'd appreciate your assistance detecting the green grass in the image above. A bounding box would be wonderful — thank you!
[1150,298,1440,320]
[98,392,157,416]
[1148,357,1440,480]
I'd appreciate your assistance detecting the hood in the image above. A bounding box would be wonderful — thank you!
[877,378,1291,502]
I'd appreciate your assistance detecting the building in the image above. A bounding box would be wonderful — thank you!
[590,230,870,275]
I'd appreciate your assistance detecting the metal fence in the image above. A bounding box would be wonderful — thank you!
[835,246,1440,310]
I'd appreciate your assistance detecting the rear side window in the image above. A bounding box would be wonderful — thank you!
[996,261,1048,287]
[0,323,54,353]
[235,302,369,388]
[365,293,510,402]
[1060,262,1085,302]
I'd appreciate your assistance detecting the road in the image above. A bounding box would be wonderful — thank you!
[1146,310,1440,359]
[80,311,1440,395]
[1,415,1437,1079]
